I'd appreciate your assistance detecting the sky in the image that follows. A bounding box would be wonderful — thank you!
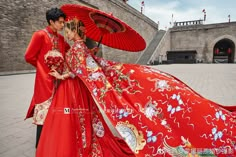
[127,0,236,30]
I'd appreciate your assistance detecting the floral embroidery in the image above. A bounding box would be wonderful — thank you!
[133,97,173,132]
[144,101,158,119]
[76,68,83,75]
[118,109,129,119]
[134,97,161,123]
[33,97,52,125]
[211,127,223,141]
[157,80,169,90]
[89,72,104,81]
[105,64,143,94]
[92,120,105,137]
[161,119,167,126]
[167,94,184,115]
[147,77,171,92]
[167,104,182,115]
[172,94,184,105]
[215,110,226,121]
[78,111,87,148]
[146,131,157,143]
[92,88,98,96]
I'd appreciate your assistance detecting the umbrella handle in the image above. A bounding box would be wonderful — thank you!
[97,35,103,48]
[94,36,103,55]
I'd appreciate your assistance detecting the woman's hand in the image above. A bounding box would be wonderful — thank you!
[49,69,64,80]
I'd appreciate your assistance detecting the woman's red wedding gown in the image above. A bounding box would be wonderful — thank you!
[36,77,135,157]
[36,40,236,157]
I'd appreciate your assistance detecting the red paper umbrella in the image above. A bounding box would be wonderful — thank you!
[61,4,146,52]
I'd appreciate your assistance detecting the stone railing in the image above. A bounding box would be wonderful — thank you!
[174,20,204,27]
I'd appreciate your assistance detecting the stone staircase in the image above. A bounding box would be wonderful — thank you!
[136,30,166,65]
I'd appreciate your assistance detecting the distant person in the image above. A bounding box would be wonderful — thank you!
[24,7,70,148]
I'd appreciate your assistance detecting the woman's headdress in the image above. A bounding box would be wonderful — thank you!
[65,17,85,39]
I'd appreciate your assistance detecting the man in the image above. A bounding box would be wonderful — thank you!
[24,7,70,148]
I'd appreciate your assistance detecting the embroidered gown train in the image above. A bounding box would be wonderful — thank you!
[36,40,236,157]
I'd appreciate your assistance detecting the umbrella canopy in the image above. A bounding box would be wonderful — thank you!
[61,4,146,52]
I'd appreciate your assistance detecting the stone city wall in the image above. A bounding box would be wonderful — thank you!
[169,22,236,63]
[0,0,158,72]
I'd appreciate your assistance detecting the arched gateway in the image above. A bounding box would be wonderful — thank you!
[213,39,235,63]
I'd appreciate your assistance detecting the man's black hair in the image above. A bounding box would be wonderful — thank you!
[46,7,66,25]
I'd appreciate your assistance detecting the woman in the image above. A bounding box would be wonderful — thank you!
[37,19,236,157]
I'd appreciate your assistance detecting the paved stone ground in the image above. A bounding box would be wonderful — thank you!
[0,64,235,157]
[155,64,236,105]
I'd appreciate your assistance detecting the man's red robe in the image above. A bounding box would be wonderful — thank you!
[25,26,70,119]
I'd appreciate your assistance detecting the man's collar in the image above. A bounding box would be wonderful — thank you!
[46,26,58,36]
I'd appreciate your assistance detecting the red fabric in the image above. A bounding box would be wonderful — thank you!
[36,40,236,156]
[219,104,236,112]
[36,78,135,157]
[25,26,70,119]
[64,41,235,156]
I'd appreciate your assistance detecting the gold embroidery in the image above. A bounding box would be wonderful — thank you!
[116,121,146,154]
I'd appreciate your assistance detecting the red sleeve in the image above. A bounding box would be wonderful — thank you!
[25,31,43,67]
[65,41,70,53]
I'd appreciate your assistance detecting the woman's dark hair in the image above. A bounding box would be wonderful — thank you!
[46,7,66,25]
[77,20,85,38]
